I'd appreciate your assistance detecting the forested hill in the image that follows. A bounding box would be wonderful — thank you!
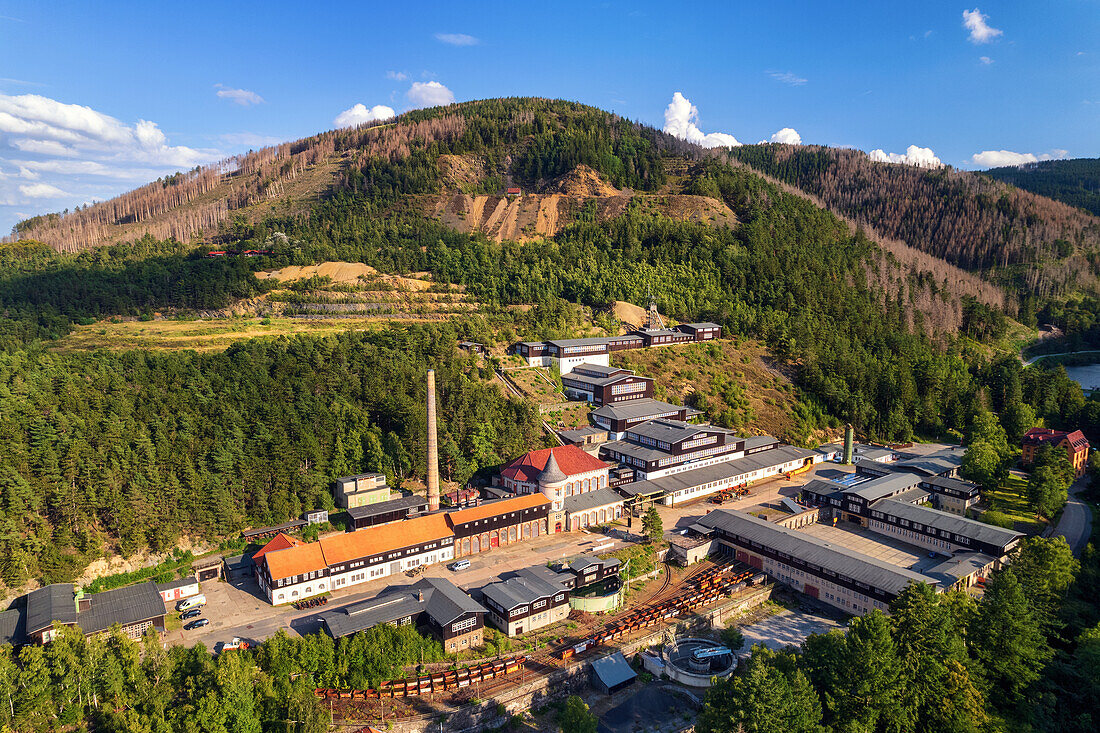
[983,158,1100,218]
[727,145,1100,299]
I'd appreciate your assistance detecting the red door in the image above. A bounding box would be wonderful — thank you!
[490,532,499,548]
[804,584,820,599]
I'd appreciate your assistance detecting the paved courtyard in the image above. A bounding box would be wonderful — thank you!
[797,521,938,572]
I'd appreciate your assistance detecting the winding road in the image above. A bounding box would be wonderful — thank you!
[1054,477,1094,556]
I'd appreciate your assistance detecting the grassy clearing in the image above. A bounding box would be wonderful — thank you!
[48,316,422,352]
[988,474,1046,533]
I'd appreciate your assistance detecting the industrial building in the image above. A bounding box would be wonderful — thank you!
[560,364,653,406]
[498,445,610,531]
[0,582,167,646]
[481,567,571,637]
[334,472,391,509]
[319,577,487,652]
[346,495,429,530]
[590,399,698,440]
[698,509,941,614]
[616,444,818,506]
[255,494,552,604]
[513,323,723,374]
[563,487,626,530]
[600,420,764,481]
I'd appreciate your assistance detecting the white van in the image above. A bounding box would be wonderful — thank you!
[448,559,471,572]
[177,594,207,612]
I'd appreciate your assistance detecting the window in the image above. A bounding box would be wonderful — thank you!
[452,617,477,633]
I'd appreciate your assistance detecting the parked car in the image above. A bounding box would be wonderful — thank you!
[177,594,207,612]
[448,559,471,572]
[184,618,209,631]
[180,608,203,621]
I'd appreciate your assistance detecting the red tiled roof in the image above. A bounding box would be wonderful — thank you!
[252,533,301,564]
[447,494,550,525]
[319,513,453,565]
[264,543,327,581]
[500,445,609,483]
[1023,427,1090,452]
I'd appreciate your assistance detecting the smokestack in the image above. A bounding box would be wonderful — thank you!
[843,424,854,465]
[426,369,440,511]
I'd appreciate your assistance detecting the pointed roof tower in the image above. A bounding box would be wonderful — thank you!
[539,448,568,484]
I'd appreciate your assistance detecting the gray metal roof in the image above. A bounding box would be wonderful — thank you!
[320,577,486,638]
[591,652,638,690]
[346,495,428,519]
[846,472,922,502]
[0,608,25,646]
[873,499,1023,551]
[742,435,779,451]
[677,322,722,330]
[155,576,197,593]
[923,552,996,585]
[892,451,963,477]
[563,371,640,388]
[75,582,167,636]
[26,584,77,635]
[699,509,938,595]
[481,569,566,611]
[618,445,817,497]
[590,399,686,422]
[570,363,627,378]
[546,337,612,348]
[570,557,620,574]
[920,476,980,495]
[626,419,732,445]
[558,426,607,441]
[563,488,625,515]
[601,440,671,463]
[416,577,487,625]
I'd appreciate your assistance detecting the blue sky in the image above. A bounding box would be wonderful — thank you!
[1,0,1097,236]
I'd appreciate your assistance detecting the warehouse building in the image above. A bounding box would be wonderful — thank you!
[513,323,723,372]
[256,495,551,604]
[590,399,697,440]
[481,567,571,637]
[346,495,429,530]
[560,364,653,406]
[698,509,940,614]
[1,582,168,646]
[563,487,626,530]
[334,472,391,509]
[319,577,487,652]
[600,420,767,481]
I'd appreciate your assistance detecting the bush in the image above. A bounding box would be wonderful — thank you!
[981,510,1016,529]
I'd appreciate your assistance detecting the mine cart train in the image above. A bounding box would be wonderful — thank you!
[559,563,764,660]
[314,655,527,699]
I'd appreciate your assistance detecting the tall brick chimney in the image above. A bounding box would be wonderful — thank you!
[426,369,440,511]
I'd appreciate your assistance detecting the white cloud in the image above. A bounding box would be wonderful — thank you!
[868,145,944,168]
[19,182,67,198]
[407,81,455,108]
[333,103,396,128]
[214,84,264,106]
[979,56,993,65]
[434,33,478,46]
[963,8,1002,44]
[767,71,808,86]
[762,127,802,145]
[386,70,408,81]
[0,92,222,231]
[662,92,741,148]
[971,149,1069,167]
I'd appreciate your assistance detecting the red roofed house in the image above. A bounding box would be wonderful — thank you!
[1021,427,1091,477]
[500,445,610,532]
[506,187,521,196]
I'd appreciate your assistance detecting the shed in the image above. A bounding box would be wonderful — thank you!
[590,651,638,694]
[156,576,200,603]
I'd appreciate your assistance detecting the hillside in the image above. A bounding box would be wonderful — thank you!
[983,158,1100,217]
[728,145,1100,298]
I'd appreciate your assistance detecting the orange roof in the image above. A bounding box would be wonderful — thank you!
[500,445,609,483]
[252,533,301,564]
[447,493,550,525]
[320,513,453,565]
[263,542,327,581]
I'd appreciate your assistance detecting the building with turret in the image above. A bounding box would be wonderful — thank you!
[498,445,610,533]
